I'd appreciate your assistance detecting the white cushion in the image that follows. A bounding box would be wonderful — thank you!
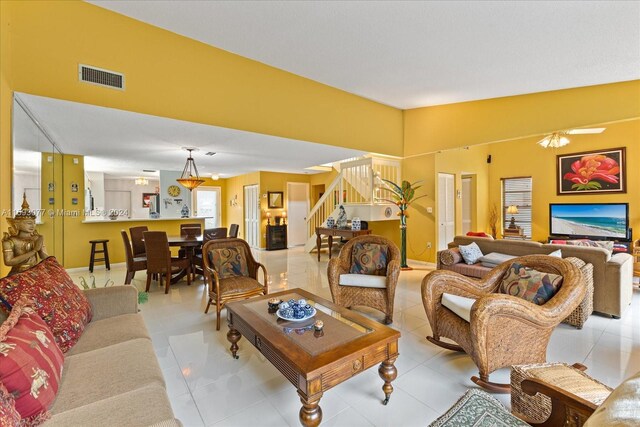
[441,293,476,322]
[339,274,387,289]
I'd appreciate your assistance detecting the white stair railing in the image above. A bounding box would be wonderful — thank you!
[304,156,401,253]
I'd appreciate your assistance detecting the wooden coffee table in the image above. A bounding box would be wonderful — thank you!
[226,288,401,426]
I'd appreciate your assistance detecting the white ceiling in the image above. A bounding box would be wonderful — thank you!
[89,0,640,109]
[15,93,364,178]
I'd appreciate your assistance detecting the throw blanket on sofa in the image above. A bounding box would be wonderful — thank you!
[478,252,516,268]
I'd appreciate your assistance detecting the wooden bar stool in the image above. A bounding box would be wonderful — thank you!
[89,239,110,272]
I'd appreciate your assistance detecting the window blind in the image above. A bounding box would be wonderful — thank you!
[503,177,532,238]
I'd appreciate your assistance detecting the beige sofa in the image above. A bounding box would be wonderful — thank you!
[0,286,179,426]
[438,236,634,318]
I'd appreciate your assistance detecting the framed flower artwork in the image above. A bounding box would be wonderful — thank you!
[557,147,626,195]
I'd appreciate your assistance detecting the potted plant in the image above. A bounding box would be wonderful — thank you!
[380,179,426,269]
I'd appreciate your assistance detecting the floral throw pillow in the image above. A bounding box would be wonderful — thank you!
[0,257,92,353]
[210,247,249,279]
[0,298,64,425]
[350,243,388,276]
[499,263,564,305]
[458,242,484,265]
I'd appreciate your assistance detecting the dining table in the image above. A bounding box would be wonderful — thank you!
[167,234,203,283]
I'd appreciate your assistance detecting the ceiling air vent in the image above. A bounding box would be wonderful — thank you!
[205,152,216,156]
[78,64,125,90]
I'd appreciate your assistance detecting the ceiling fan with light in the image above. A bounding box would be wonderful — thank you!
[537,127,606,148]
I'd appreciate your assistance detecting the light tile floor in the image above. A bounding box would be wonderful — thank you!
[67,248,640,427]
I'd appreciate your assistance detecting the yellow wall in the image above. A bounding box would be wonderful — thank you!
[223,172,260,241]
[404,80,640,155]
[0,1,403,272]
[2,1,402,155]
[488,119,640,243]
[401,145,490,262]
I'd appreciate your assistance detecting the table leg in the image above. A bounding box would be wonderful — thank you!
[328,235,333,259]
[227,327,241,359]
[316,231,321,262]
[298,392,322,427]
[378,357,397,405]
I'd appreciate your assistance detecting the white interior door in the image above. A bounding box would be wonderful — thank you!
[243,184,259,248]
[438,173,455,250]
[461,177,472,236]
[192,186,221,229]
[287,182,309,247]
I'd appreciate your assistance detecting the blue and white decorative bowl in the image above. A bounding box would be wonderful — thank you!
[277,299,316,322]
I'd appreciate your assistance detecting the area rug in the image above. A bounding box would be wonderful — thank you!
[429,389,529,427]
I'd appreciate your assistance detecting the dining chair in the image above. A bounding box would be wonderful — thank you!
[229,224,239,238]
[204,227,227,241]
[121,230,147,284]
[129,226,148,257]
[143,231,191,294]
[180,223,202,236]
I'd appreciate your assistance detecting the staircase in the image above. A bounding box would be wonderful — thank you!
[304,156,401,253]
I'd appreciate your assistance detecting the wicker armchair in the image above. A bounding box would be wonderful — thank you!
[202,238,268,330]
[327,235,400,324]
[421,255,585,392]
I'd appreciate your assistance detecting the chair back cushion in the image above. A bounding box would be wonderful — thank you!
[0,298,64,423]
[499,262,563,305]
[210,247,249,279]
[349,242,388,275]
[459,242,484,265]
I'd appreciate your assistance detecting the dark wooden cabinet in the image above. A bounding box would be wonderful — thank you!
[266,225,287,250]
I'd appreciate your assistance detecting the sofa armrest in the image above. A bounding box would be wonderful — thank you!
[83,286,139,321]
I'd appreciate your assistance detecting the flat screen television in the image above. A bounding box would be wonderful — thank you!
[549,203,629,240]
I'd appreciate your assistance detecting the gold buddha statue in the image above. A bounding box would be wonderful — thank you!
[2,194,48,275]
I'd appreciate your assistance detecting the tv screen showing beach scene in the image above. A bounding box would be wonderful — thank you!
[550,203,628,239]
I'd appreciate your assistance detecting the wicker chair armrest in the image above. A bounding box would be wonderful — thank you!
[521,377,598,426]
[385,258,400,293]
[204,264,221,295]
[256,262,269,292]
[421,270,490,328]
[471,293,563,330]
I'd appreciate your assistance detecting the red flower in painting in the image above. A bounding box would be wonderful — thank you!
[563,154,620,188]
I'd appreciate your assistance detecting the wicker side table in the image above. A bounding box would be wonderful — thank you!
[511,363,612,426]
[562,257,594,329]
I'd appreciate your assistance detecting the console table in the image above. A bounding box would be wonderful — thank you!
[266,225,287,250]
[315,227,372,261]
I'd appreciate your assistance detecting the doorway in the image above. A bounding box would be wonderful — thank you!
[438,173,455,251]
[461,176,473,236]
[243,184,260,248]
[287,182,310,247]
[192,186,221,229]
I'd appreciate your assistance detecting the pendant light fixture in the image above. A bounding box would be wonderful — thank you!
[177,147,205,191]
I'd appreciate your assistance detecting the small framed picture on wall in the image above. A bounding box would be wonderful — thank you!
[557,147,626,195]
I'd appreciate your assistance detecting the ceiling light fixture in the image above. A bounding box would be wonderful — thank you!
[537,132,570,149]
[211,173,220,181]
[134,177,149,186]
[177,147,205,191]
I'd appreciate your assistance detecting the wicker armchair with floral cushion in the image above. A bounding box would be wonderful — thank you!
[421,255,585,392]
[202,238,268,330]
[328,235,400,324]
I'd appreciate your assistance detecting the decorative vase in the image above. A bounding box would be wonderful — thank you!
[326,216,335,228]
[351,217,361,230]
[181,204,189,218]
